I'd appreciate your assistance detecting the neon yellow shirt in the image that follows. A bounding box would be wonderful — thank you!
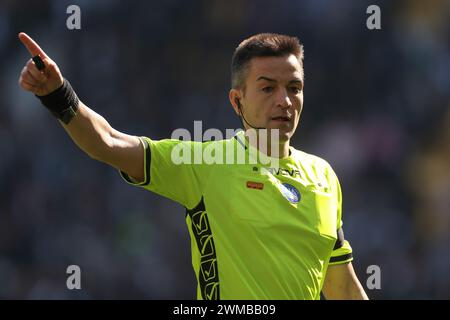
[120,131,353,300]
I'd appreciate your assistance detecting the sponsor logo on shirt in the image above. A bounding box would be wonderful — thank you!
[261,167,301,177]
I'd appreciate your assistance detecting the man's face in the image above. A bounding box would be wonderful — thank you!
[232,54,304,142]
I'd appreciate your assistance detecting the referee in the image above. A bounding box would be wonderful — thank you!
[18,32,368,300]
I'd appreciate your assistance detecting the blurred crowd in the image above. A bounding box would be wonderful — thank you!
[0,0,449,299]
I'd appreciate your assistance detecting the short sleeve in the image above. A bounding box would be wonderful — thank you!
[328,169,353,265]
[119,137,209,209]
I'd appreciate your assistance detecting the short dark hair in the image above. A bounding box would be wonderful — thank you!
[231,33,304,90]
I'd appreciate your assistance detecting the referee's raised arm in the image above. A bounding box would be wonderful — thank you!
[17,32,144,182]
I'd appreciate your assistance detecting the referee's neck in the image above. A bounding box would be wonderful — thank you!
[244,132,290,159]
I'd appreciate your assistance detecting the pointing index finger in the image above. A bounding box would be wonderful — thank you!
[18,32,49,59]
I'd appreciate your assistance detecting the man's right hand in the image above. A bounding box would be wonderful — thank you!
[18,32,64,96]
[17,32,145,183]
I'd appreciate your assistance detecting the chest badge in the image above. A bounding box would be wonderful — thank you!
[279,183,301,203]
[247,181,264,190]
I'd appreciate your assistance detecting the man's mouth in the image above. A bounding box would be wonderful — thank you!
[271,116,291,122]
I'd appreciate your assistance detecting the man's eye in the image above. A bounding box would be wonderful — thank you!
[290,87,302,93]
[262,87,274,93]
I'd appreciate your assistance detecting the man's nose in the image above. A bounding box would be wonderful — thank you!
[276,88,293,109]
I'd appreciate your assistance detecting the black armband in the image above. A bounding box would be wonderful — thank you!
[36,79,79,124]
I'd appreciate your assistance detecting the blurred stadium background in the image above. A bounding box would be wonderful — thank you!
[0,0,449,299]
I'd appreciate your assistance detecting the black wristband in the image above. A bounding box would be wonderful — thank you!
[36,79,79,124]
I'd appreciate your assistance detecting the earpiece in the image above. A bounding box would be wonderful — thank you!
[235,98,241,110]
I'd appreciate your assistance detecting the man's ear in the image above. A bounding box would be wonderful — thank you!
[229,89,242,116]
